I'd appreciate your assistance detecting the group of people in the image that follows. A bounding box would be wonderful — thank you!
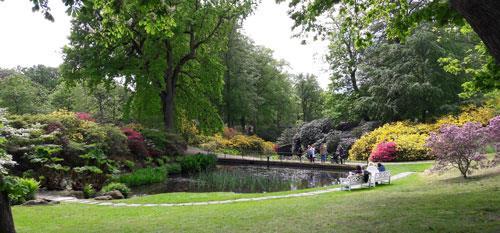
[349,163,386,183]
[303,143,348,164]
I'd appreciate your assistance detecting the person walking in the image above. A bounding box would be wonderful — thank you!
[336,144,345,164]
[320,143,327,163]
[307,145,316,163]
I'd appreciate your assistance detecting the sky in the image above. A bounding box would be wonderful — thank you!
[0,1,330,88]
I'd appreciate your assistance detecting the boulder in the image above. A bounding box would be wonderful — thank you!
[23,198,60,206]
[103,190,124,199]
[281,118,381,157]
[94,195,113,201]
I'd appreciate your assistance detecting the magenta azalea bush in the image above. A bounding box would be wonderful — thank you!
[369,141,397,162]
[426,119,498,178]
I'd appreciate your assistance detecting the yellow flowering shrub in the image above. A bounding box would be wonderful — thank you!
[349,106,496,161]
[434,106,494,129]
[349,122,431,161]
[199,134,276,155]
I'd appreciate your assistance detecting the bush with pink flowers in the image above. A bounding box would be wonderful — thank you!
[426,118,499,178]
[369,141,397,162]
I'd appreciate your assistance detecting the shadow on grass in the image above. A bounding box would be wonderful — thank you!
[436,167,500,184]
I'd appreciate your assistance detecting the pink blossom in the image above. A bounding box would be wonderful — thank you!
[370,141,397,162]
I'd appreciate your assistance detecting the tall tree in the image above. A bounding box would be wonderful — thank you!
[358,25,467,122]
[221,29,298,140]
[62,0,254,135]
[0,74,49,114]
[18,65,60,90]
[294,74,324,122]
[278,0,500,64]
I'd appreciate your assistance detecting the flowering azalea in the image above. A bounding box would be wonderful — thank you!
[426,122,489,178]
[369,141,397,162]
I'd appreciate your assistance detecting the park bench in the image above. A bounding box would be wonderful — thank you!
[373,171,391,185]
[339,174,373,191]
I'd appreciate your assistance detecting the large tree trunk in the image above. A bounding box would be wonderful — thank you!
[0,191,16,233]
[160,90,175,133]
[350,69,358,92]
[451,0,500,63]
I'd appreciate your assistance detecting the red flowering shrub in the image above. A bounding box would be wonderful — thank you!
[121,128,163,157]
[75,112,95,122]
[122,128,144,142]
[369,141,397,162]
[121,128,147,157]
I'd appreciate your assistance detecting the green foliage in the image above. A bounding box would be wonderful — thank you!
[294,74,324,122]
[180,154,217,174]
[123,160,136,171]
[438,31,500,99]
[4,177,40,205]
[101,182,130,198]
[50,82,128,123]
[19,65,60,91]
[356,25,466,122]
[164,163,182,174]
[221,29,299,140]
[0,74,50,114]
[83,184,96,198]
[118,167,168,187]
[62,0,255,134]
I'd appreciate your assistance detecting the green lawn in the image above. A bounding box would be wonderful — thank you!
[13,162,500,233]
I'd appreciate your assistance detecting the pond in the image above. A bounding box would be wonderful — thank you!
[131,165,349,196]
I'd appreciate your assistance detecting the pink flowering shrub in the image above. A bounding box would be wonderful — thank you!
[75,112,95,122]
[369,141,397,162]
[426,122,489,178]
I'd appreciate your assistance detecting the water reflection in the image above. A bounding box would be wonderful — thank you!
[131,165,349,196]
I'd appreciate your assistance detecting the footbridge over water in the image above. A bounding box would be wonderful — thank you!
[187,147,358,171]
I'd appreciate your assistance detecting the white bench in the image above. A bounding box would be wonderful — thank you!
[339,174,373,191]
[373,171,391,185]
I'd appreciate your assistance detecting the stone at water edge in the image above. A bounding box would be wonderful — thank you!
[94,195,113,201]
[22,198,60,206]
[103,190,125,199]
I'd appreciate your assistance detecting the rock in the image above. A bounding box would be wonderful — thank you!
[94,195,113,201]
[23,198,60,206]
[336,121,359,131]
[283,118,381,156]
[103,190,124,199]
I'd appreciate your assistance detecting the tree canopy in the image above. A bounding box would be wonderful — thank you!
[62,0,255,135]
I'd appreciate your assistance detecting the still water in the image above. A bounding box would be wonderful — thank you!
[131,165,349,195]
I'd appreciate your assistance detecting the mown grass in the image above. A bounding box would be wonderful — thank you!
[14,162,500,233]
